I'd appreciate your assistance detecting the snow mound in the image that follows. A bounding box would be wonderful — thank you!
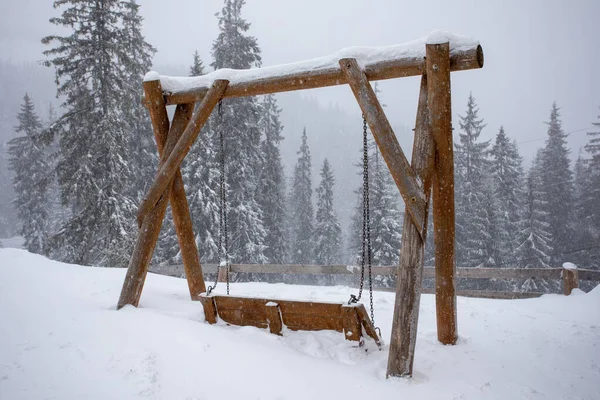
[1,249,598,399]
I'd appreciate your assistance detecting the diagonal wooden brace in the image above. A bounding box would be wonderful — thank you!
[117,104,196,309]
[142,79,206,299]
[339,58,427,236]
[137,79,230,225]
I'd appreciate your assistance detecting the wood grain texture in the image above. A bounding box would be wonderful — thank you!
[427,42,458,346]
[137,79,229,224]
[562,267,579,295]
[142,80,206,300]
[265,303,283,335]
[117,103,194,309]
[340,58,427,235]
[204,295,380,343]
[164,45,484,105]
[199,294,218,324]
[386,74,435,378]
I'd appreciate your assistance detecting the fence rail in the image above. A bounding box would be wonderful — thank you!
[149,263,600,298]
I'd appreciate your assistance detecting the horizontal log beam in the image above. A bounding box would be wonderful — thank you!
[150,264,600,282]
[160,44,483,105]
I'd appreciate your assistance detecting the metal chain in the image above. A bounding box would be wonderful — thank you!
[349,116,376,327]
[207,99,230,296]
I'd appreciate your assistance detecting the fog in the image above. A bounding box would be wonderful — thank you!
[1,0,599,231]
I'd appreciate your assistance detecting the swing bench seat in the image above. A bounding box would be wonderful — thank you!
[199,293,381,346]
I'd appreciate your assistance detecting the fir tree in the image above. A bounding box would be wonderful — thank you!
[490,126,525,266]
[349,134,402,266]
[578,108,600,267]
[210,0,266,263]
[7,94,50,254]
[572,153,595,267]
[0,140,16,238]
[314,159,341,265]
[257,95,287,263]
[454,93,492,267]
[290,128,314,264]
[539,103,574,264]
[516,151,553,268]
[189,51,205,76]
[42,0,155,266]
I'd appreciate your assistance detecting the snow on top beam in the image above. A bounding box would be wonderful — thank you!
[146,32,483,105]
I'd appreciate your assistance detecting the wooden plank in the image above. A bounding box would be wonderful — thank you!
[199,294,218,324]
[205,295,377,341]
[378,288,545,300]
[137,79,229,225]
[164,45,484,105]
[386,74,435,378]
[143,79,206,300]
[117,104,193,309]
[340,58,427,234]
[578,269,600,281]
[158,262,591,281]
[265,302,283,335]
[427,42,458,346]
[355,304,382,346]
[341,305,362,342]
[282,315,343,332]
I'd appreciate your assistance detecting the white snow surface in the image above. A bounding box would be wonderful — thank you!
[563,262,578,270]
[1,249,599,400]
[153,31,478,94]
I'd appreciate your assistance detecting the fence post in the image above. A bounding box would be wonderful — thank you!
[562,263,579,295]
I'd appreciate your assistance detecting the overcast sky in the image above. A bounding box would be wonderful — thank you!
[1,0,599,162]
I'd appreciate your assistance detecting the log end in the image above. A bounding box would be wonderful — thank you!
[476,45,484,68]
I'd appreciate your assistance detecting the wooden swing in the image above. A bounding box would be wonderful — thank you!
[199,106,381,346]
[117,34,484,378]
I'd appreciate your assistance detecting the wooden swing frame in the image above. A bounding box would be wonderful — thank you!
[117,38,484,378]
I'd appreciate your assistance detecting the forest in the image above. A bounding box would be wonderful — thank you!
[0,0,598,291]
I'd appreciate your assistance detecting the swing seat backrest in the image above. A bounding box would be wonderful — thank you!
[199,293,381,346]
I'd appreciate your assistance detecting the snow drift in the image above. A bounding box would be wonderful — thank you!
[1,249,598,399]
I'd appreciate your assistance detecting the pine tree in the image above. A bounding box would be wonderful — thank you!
[290,128,314,264]
[257,95,287,263]
[490,126,525,266]
[578,108,600,268]
[7,94,50,254]
[0,140,16,238]
[538,103,574,264]
[571,153,595,266]
[349,135,402,266]
[42,0,155,266]
[454,93,492,267]
[189,51,205,76]
[516,151,553,268]
[314,159,341,265]
[210,0,266,263]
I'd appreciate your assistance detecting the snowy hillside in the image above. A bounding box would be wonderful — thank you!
[1,249,599,399]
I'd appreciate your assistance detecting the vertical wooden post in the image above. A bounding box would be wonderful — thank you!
[117,104,193,309]
[386,75,435,377]
[562,264,579,295]
[426,42,458,345]
[142,79,206,300]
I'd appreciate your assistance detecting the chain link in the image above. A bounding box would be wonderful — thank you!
[207,99,230,296]
[349,116,376,327]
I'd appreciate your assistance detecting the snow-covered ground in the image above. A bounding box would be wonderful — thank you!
[1,249,598,399]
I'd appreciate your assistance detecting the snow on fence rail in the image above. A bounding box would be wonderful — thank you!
[149,263,600,298]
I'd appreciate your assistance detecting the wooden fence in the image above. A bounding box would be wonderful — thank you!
[149,263,600,299]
